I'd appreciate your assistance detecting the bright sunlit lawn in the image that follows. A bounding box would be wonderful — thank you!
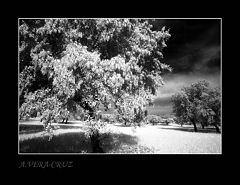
[19,119,221,154]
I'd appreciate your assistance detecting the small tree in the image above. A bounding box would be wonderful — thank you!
[171,80,221,133]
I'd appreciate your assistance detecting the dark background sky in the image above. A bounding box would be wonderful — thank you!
[152,19,221,74]
[151,19,221,104]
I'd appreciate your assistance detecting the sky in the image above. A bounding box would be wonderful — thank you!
[152,19,221,104]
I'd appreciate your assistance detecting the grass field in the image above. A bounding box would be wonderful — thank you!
[19,119,221,154]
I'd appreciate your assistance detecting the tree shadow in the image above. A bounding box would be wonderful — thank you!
[61,121,84,125]
[157,123,172,126]
[19,124,84,135]
[19,118,40,123]
[114,124,132,127]
[100,132,138,153]
[19,130,139,153]
[57,125,84,129]
[19,124,44,134]
[20,131,92,153]
[159,126,220,133]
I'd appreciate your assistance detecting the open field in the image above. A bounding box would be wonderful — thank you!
[19,119,221,154]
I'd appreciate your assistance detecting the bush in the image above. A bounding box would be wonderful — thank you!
[147,115,162,125]
[163,117,175,125]
[19,101,38,120]
[101,114,116,123]
[133,108,148,123]
[114,104,149,126]
[85,118,107,153]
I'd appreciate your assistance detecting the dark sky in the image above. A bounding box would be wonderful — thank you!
[151,19,221,102]
[155,19,221,74]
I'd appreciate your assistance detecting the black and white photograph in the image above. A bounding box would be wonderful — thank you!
[18,18,221,154]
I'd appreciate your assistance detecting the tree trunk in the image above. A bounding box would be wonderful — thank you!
[201,124,205,129]
[214,124,220,133]
[192,120,198,132]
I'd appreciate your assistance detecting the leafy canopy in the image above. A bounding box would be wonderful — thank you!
[19,18,172,127]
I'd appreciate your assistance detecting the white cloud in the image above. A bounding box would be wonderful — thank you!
[156,72,221,99]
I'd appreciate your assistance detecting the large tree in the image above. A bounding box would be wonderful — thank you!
[19,18,171,128]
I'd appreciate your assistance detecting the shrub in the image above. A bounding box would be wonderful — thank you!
[147,115,162,125]
[85,118,107,153]
[101,114,116,123]
[19,100,39,120]
[133,107,148,123]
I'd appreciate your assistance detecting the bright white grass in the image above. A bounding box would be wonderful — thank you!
[134,125,221,154]
[19,120,221,154]
[106,124,221,154]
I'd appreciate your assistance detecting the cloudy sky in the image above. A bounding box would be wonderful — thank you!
[153,19,221,104]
